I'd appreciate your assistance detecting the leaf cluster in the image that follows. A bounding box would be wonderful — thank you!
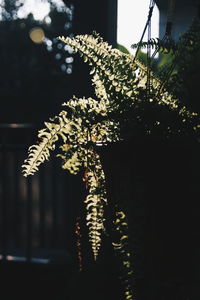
[112,209,134,300]
[131,37,177,54]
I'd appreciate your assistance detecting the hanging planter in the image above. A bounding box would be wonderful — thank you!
[22,10,200,300]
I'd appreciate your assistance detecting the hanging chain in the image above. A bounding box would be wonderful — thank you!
[146,1,153,99]
[133,0,155,102]
[133,0,155,62]
[133,0,178,99]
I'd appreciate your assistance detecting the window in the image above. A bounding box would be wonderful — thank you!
[117,0,159,54]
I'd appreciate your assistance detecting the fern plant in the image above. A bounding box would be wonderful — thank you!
[22,29,200,300]
[131,18,200,115]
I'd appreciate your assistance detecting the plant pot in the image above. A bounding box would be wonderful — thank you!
[97,135,200,300]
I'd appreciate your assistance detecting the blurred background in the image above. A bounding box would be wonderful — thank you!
[0,0,199,299]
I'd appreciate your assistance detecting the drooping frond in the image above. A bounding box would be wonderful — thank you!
[112,209,134,300]
[22,96,120,177]
[23,95,118,259]
[84,150,107,260]
[22,115,69,176]
[75,217,83,272]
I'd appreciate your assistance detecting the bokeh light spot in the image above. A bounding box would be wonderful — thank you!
[29,27,45,44]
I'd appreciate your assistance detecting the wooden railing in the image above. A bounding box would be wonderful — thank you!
[0,124,83,263]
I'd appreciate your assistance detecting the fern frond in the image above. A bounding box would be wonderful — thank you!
[58,33,199,139]
[75,217,83,272]
[59,34,160,109]
[131,38,177,54]
[22,129,57,176]
[84,150,107,260]
[58,34,176,107]
[23,95,114,259]
[22,111,72,177]
[112,208,134,300]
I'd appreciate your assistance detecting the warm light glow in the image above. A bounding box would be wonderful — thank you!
[29,27,45,44]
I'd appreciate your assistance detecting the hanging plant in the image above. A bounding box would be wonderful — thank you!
[22,17,200,300]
